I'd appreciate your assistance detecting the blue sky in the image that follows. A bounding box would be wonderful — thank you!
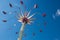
[0,0,60,40]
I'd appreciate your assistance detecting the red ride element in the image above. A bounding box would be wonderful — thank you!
[42,13,46,17]
[22,17,29,23]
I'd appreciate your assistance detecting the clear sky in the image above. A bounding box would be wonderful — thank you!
[0,0,60,40]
